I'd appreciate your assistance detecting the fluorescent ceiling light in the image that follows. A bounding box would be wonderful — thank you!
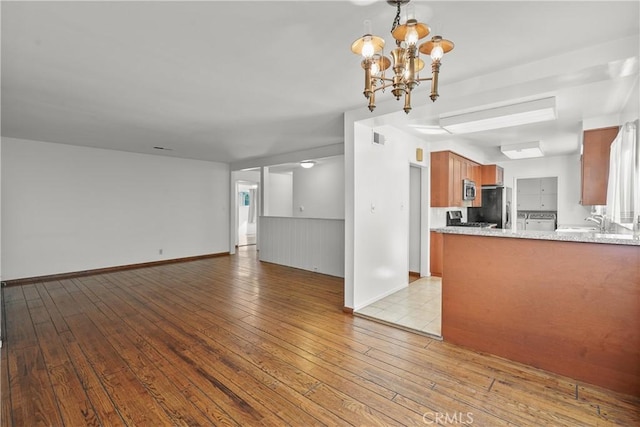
[500,141,544,159]
[440,97,556,134]
[408,125,451,135]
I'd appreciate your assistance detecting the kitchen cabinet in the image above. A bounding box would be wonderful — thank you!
[431,151,482,207]
[430,231,443,277]
[517,177,557,211]
[481,164,504,186]
[581,126,619,205]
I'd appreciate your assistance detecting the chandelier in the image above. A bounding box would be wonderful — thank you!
[350,0,454,113]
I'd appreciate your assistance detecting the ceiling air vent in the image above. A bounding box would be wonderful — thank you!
[372,131,386,145]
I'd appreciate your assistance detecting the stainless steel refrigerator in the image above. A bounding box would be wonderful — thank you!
[467,186,512,229]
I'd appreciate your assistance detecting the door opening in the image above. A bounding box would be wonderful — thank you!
[237,182,258,247]
[409,165,421,277]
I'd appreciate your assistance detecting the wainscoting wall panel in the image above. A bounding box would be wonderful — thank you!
[259,216,345,277]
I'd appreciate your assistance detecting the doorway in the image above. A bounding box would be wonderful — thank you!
[237,182,258,247]
[353,163,442,338]
[409,165,421,276]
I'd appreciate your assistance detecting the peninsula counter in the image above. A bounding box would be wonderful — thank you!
[432,227,639,396]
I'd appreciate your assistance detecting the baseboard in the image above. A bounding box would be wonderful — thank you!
[2,252,230,287]
[408,271,421,278]
[342,306,354,315]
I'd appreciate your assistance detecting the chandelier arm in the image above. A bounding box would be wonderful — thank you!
[375,76,395,84]
[372,81,397,92]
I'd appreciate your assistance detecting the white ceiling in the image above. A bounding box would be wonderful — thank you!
[2,1,639,165]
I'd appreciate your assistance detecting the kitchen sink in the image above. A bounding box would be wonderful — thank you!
[594,233,636,240]
[555,226,598,233]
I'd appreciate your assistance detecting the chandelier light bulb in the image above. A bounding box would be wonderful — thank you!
[430,44,444,61]
[361,35,375,58]
[371,61,380,74]
[405,24,419,46]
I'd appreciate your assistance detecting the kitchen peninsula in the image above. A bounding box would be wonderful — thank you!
[433,227,639,396]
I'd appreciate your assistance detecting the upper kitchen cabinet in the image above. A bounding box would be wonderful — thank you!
[431,151,482,207]
[517,177,558,211]
[581,126,619,205]
[481,164,504,186]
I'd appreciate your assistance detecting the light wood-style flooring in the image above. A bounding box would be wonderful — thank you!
[355,277,442,338]
[2,246,639,426]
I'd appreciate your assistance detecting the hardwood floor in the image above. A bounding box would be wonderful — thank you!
[2,246,638,426]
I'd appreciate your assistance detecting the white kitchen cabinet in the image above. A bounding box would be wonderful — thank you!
[518,194,542,210]
[517,178,542,195]
[516,177,558,211]
[540,194,558,210]
[540,177,558,194]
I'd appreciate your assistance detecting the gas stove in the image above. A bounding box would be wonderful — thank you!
[454,221,493,228]
[446,210,493,228]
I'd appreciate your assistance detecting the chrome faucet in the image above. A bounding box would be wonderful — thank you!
[585,214,607,232]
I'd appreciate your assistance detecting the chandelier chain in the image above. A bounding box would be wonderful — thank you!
[392,1,402,46]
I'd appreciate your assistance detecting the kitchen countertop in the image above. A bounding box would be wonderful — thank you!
[432,226,640,246]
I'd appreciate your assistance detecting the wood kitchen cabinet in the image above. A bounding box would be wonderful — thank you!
[481,164,504,186]
[431,151,482,207]
[429,231,443,277]
[581,126,619,205]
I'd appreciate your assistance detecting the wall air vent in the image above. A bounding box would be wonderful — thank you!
[372,132,386,145]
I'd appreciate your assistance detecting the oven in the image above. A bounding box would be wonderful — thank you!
[463,179,476,201]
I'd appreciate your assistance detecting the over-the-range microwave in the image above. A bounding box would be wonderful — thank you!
[463,179,476,201]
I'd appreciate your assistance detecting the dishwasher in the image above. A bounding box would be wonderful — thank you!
[525,212,557,231]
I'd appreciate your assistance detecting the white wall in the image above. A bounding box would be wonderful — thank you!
[259,216,344,277]
[292,156,344,219]
[0,140,2,280]
[348,123,429,310]
[501,154,591,226]
[265,171,293,216]
[1,137,229,280]
[621,76,639,123]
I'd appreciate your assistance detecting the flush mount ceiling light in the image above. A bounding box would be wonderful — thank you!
[440,97,557,134]
[350,0,454,114]
[300,160,316,169]
[500,141,545,159]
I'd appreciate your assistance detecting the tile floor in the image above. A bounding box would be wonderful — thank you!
[355,276,442,338]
